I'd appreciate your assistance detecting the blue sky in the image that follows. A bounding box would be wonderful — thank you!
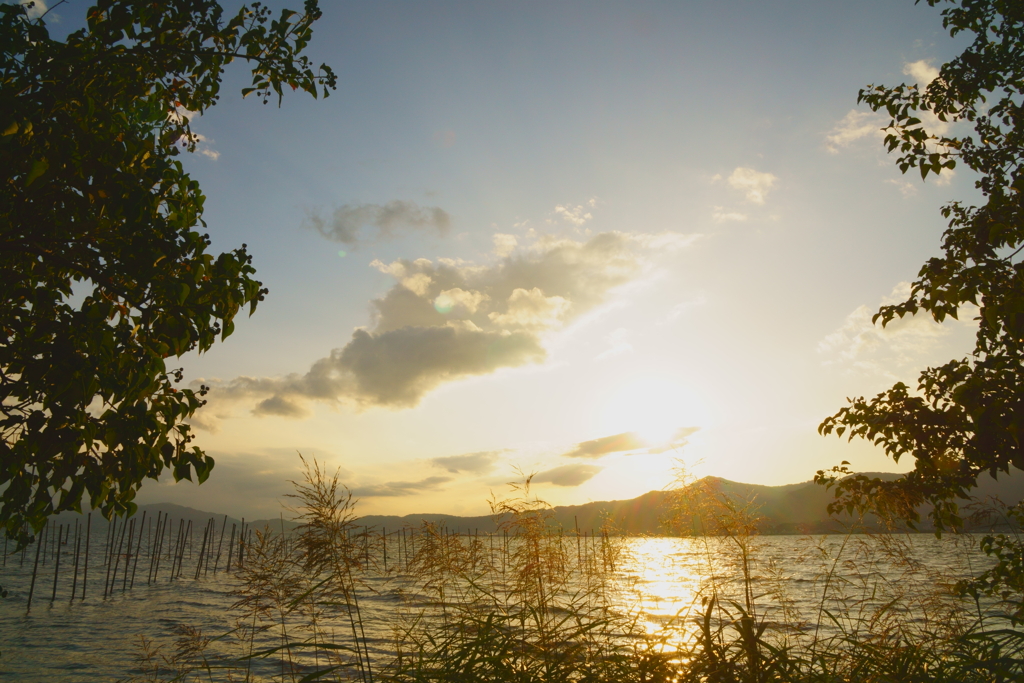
[39,1,982,517]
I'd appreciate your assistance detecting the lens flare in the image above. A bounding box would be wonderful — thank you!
[434,292,455,314]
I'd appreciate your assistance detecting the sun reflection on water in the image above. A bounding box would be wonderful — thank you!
[604,533,995,654]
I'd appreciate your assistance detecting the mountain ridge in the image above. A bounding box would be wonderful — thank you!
[39,470,1023,536]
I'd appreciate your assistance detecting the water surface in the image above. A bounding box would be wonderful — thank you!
[0,531,999,681]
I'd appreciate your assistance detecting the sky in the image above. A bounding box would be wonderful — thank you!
[44,0,985,519]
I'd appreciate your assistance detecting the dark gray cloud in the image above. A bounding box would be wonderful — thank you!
[351,475,452,498]
[200,232,679,420]
[431,451,503,474]
[340,327,543,406]
[532,464,603,487]
[562,427,700,458]
[254,394,310,418]
[562,432,647,459]
[231,326,545,411]
[307,200,450,246]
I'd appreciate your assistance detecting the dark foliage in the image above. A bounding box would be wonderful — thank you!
[0,0,336,543]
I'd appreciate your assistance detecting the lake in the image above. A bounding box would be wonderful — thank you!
[0,526,1005,682]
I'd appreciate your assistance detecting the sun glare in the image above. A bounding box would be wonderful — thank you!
[598,377,706,449]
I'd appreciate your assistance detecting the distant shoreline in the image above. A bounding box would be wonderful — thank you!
[41,470,1023,536]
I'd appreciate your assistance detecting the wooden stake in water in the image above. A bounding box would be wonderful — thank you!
[102,520,115,598]
[152,516,167,582]
[70,524,81,603]
[130,510,146,589]
[208,517,216,576]
[194,520,210,580]
[575,516,581,564]
[83,513,90,600]
[237,520,246,569]
[169,518,181,580]
[203,518,213,577]
[195,519,207,578]
[158,515,170,579]
[226,523,236,571]
[50,523,63,603]
[176,520,191,579]
[121,518,135,592]
[171,519,184,579]
[39,522,47,566]
[108,517,128,597]
[213,515,227,574]
[168,519,182,580]
[104,517,113,567]
[164,515,172,557]
[148,511,162,584]
[148,513,159,584]
[26,522,44,614]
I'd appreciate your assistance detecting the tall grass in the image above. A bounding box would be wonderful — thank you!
[119,459,1024,683]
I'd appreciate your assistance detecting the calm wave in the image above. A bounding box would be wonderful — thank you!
[0,531,997,682]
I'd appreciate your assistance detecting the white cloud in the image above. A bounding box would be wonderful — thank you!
[630,231,701,251]
[886,168,955,196]
[493,233,518,257]
[900,61,952,138]
[371,258,437,296]
[199,230,692,419]
[885,178,917,197]
[21,1,47,20]
[553,202,595,226]
[903,60,940,88]
[487,288,572,329]
[825,110,886,153]
[712,208,748,223]
[727,167,778,204]
[933,168,955,186]
[167,108,221,159]
[193,133,220,160]
[818,282,977,377]
[434,288,489,315]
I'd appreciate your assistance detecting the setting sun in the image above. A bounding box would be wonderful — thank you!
[599,377,707,449]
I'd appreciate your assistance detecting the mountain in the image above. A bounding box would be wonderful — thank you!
[36,469,1023,536]
[347,469,1024,536]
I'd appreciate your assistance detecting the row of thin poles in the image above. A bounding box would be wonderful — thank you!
[348,522,617,575]
[7,515,617,614]
[12,513,256,614]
